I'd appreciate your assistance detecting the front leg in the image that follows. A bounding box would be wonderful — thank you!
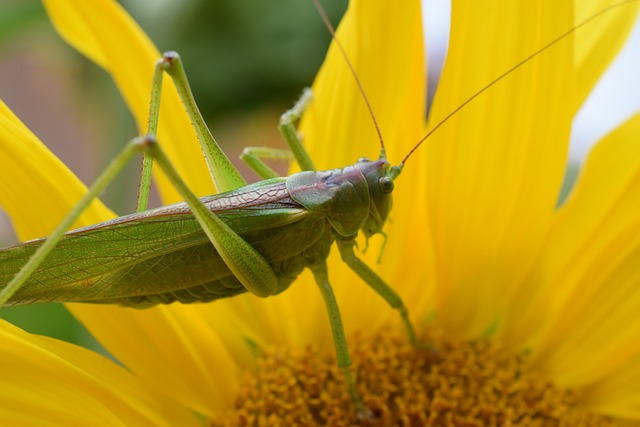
[336,238,418,346]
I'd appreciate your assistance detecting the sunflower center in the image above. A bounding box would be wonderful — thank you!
[211,327,611,426]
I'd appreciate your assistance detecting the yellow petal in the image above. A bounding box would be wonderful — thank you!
[43,0,215,203]
[0,320,199,426]
[0,100,113,241]
[67,304,244,417]
[582,354,640,419]
[426,0,574,337]
[299,0,426,169]
[515,115,640,389]
[295,0,431,338]
[574,0,640,109]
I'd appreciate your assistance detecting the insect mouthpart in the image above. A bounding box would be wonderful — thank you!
[351,157,394,240]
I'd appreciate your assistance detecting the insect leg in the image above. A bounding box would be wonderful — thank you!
[336,239,418,346]
[239,88,316,177]
[240,147,293,179]
[278,88,316,171]
[161,51,246,193]
[309,262,368,416]
[141,137,279,298]
[136,58,164,212]
[0,140,145,306]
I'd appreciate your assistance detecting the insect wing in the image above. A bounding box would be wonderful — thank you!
[0,179,316,306]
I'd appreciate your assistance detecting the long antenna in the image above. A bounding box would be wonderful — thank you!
[401,0,638,166]
[311,0,386,151]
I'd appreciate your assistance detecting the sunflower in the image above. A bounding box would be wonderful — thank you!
[1,0,639,425]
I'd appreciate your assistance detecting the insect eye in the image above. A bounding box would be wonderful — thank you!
[378,177,394,194]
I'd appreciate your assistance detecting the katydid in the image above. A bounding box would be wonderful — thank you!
[0,47,411,412]
[0,0,636,416]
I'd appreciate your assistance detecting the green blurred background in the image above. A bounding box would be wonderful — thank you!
[0,0,346,351]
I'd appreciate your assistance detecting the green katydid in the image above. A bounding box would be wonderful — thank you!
[0,0,636,416]
[0,44,411,410]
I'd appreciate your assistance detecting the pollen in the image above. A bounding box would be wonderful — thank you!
[210,328,612,426]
